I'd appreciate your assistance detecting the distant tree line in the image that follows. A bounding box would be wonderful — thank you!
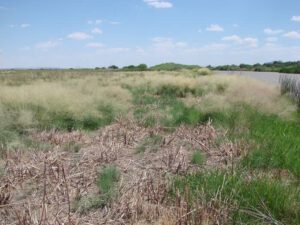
[94,61,300,74]
[211,61,300,74]
[96,63,201,71]
[95,64,148,71]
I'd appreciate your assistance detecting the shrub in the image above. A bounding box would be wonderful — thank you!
[196,68,212,76]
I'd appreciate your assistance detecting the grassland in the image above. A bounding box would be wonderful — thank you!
[0,69,299,224]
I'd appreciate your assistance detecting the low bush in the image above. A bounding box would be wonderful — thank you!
[195,68,212,76]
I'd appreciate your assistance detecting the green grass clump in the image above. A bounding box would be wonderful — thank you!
[173,171,300,224]
[191,151,204,166]
[155,85,204,98]
[166,101,208,126]
[73,166,121,213]
[96,166,120,205]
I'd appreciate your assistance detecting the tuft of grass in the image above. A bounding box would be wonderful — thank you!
[191,151,204,166]
[96,166,120,205]
[73,165,121,213]
[63,141,81,153]
[136,135,163,154]
[71,195,103,214]
[279,75,300,108]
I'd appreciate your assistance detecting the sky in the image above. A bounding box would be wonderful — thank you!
[0,0,300,68]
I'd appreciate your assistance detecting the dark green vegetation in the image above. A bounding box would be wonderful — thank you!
[212,60,300,74]
[122,64,148,71]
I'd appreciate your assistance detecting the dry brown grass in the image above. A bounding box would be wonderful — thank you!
[0,116,239,225]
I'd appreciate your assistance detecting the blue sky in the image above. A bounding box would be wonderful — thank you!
[0,0,300,68]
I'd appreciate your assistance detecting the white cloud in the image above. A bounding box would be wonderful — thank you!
[175,42,187,48]
[109,48,130,53]
[242,38,258,47]
[86,42,105,48]
[9,24,31,28]
[222,35,258,47]
[20,23,31,28]
[151,37,188,54]
[109,21,121,25]
[264,28,283,35]
[95,20,102,24]
[266,37,278,42]
[91,28,103,34]
[232,24,239,28]
[222,35,243,43]
[206,24,224,32]
[68,32,93,40]
[291,16,300,22]
[152,37,173,48]
[35,41,58,50]
[88,19,102,25]
[20,46,31,51]
[204,43,229,51]
[144,0,173,9]
[188,43,229,53]
[152,37,186,49]
[198,29,202,33]
[135,47,146,54]
[283,31,300,39]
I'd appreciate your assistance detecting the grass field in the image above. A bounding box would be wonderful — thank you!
[0,69,299,224]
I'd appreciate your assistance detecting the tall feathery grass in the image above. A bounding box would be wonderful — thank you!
[279,74,300,108]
